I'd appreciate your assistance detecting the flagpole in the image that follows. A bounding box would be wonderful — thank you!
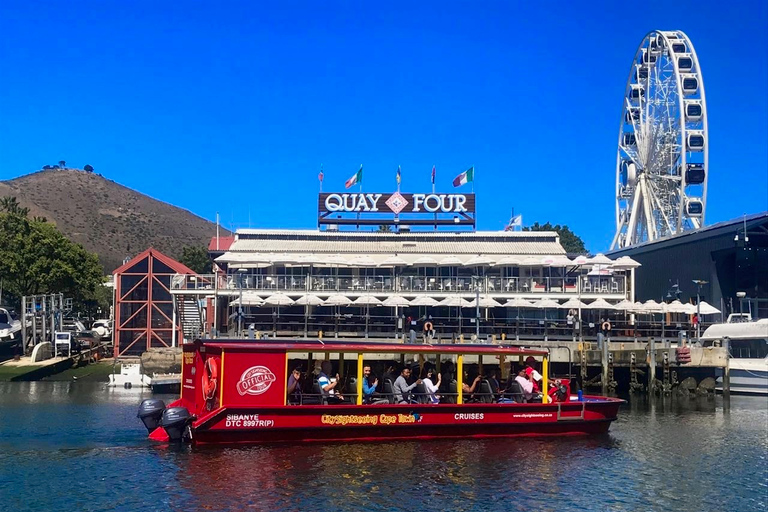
[432,165,437,230]
[357,164,362,231]
[319,164,323,192]
[472,165,474,194]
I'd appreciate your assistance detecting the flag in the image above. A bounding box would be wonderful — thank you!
[318,170,324,182]
[452,166,474,187]
[505,214,522,231]
[396,165,401,184]
[345,165,363,189]
[431,165,435,184]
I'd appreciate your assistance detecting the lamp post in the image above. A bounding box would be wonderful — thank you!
[692,279,709,342]
[237,268,248,337]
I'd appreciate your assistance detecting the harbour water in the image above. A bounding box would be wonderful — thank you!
[0,382,765,512]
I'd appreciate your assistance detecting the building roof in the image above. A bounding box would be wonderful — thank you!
[609,211,768,256]
[217,229,566,265]
[112,247,197,276]
[208,236,235,252]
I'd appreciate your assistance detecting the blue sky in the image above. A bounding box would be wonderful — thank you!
[1,1,766,252]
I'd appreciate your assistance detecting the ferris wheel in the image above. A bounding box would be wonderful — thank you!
[611,30,708,250]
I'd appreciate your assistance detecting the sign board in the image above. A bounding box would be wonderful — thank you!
[318,192,476,228]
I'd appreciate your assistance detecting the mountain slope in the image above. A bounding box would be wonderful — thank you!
[0,169,225,272]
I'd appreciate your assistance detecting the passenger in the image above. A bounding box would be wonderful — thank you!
[461,371,482,402]
[362,365,378,404]
[524,356,543,393]
[286,366,303,404]
[515,367,534,402]
[485,368,501,399]
[318,361,345,404]
[421,367,441,404]
[393,366,422,404]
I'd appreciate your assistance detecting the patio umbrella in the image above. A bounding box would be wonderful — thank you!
[320,254,350,267]
[468,297,503,308]
[464,255,495,267]
[559,297,588,309]
[409,296,438,307]
[532,298,560,341]
[519,256,542,266]
[495,255,522,266]
[349,255,378,267]
[439,255,463,266]
[378,255,409,267]
[267,253,299,265]
[696,301,721,315]
[571,255,589,265]
[439,296,472,307]
[383,295,411,307]
[230,292,263,306]
[324,294,352,306]
[586,253,614,266]
[681,303,698,315]
[614,299,635,311]
[263,294,294,336]
[610,256,642,269]
[505,297,535,340]
[665,300,690,313]
[584,298,616,310]
[296,294,323,337]
[412,255,439,266]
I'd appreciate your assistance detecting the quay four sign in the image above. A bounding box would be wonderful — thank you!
[321,192,473,215]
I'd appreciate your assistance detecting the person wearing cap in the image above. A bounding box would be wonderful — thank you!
[514,366,534,402]
[525,356,543,393]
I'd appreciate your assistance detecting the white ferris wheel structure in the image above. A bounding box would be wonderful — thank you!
[611,30,708,250]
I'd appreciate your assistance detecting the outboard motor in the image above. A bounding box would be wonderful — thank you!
[137,399,166,433]
[161,407,192,442]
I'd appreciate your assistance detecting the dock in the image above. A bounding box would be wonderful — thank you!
[0,343,109,382]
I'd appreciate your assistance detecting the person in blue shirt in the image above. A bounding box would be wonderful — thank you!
[362,365,378,403]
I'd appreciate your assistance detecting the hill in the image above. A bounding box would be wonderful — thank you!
[0,169,225,272]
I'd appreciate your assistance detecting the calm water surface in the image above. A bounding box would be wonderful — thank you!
[0,382,765,512]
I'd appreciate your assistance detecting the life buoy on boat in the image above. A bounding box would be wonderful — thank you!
[202,357,218,401]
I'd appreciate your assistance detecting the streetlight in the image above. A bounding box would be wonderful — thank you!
[237,268,248,337]
[692,279,709,342]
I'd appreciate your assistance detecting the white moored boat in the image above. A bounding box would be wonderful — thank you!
[702,317,768,395]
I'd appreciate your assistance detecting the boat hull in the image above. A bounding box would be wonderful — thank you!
[188,399,622,445]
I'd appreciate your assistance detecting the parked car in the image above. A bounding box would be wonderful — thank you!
[91,319,112,340]
[75,331,99,350]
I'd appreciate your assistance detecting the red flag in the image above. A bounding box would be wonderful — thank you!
[318,171,324,182]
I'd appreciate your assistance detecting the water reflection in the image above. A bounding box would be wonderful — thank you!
[0,383,765,512]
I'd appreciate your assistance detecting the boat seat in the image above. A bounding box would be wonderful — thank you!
[346,377,358,405]
[476,379,495,403]
[505,381,526,403]
[313,380,328,405]
[381,379,396,404]
[412,382,429,404]
[441,380,458,404]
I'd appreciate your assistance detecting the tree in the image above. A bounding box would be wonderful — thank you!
[179,246,212,274]
[58,160,66,168]
[83,164,94,173]
[377,225,393,232]
[0,198,104,309]
[523,222,587,254]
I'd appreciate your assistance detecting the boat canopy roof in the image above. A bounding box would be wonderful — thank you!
[196,339,549,356]
[701,319,768,341]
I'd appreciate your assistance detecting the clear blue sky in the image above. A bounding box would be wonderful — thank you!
[1,1,766,252]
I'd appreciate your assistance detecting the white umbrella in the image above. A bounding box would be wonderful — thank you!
[353,295,382,306]
[642,299,665,313]
[584,298,616,310]
[571,255,589,265]
[610,256,642,269]
[586,253,614,266]
[551,256,573,267]
[295,294,324,306]
[268,253,299,265]
[263,293,295,306]
[495,255,522,266]
[324,294,353,306]
[540,255,556,266]
[294,254,324,266]
[321,254,350,267]
[230,292,263,306]
[439,255,463,266]
[559,297,588,309]
[383,295,411,307]
[519,256,542,266]
[468,297,503,308]
[505,297,535,308]
[613,299,636,311]
[665,300,690,313]
[681,303,698,315]
[409,296,438,307]
[378,255,409,267]
[464,255,495,267]
[348,255,378,267]
[439,296,472,308]
[532,298,561,309]
[697,301,721,315]
[412,255,439,266]
[627,301,647,313]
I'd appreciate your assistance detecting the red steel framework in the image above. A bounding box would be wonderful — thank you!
[112,248,197,357]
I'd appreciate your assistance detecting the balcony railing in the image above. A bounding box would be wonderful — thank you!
[177,273,627,296]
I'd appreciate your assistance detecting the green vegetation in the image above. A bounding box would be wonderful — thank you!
[0,196,105,309]
[523,222,587,254]
[179,245,212,274]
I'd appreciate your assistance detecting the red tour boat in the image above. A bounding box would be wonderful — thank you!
[137,339,623,445]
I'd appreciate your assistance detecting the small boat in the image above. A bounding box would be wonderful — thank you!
[137,340,624,444]
[0,307,21,348]
[702,317,768,395]
[109,358,152,389]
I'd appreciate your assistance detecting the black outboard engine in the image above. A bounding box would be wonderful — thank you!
[161,407,192,442]
[137,399,166,433]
